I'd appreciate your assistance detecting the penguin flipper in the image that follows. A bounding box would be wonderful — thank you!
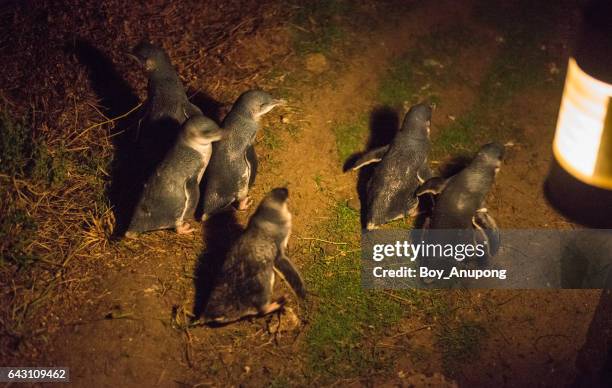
[416,177,447,196]
[184,102,203,119]
[183,175,200,220]
[472,210,501,258]
[351,145,390,170]
[417,162,433,183]
[246,145,258,188]
[274,253,306,299]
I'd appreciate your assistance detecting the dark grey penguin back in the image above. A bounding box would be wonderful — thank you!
[134,42,197,124]
[220,108,259,154]
[431,143,504,229]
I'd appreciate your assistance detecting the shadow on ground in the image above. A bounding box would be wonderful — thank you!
[342,106,399,228]
[71,39,228,237]
[189,90,229,124]
[69,39,144,237]
[192,211,243,320]
[345,106,471,229]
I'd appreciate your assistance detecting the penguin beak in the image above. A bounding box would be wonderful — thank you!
[255,99,287,119]
[272,99,287,107]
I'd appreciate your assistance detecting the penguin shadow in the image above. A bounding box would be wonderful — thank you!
[69,39,145,237]
[188,90,229,124]
[343,106,399,229]
[573,289,612,387]
[192,211,243,323]
[70,39,197,238]
[436,154,472,178]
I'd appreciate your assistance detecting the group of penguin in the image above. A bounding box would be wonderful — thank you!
[350,103,503,259]
[124,42,300,324]
[121,42,503,324]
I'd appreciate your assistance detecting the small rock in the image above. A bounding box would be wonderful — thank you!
[548,62,560,75]
[143,286,157,294]
[423,58,443,68]
[305,53,329,74]
[281,115,290,124]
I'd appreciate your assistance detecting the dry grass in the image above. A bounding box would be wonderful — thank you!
[0,0,293,363]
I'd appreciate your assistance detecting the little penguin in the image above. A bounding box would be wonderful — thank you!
[203,188,306,324]
[200,90,285,219]
[416,142,505,257]
[131,41,202,128]
[126,115,222,235]
[351,103,433,230]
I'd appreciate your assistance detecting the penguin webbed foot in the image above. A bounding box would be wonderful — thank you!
[176,221,195,234]
[259,296,286,316]
[236,196,253,211]
[124,230,138,239]
[365,222,381,231]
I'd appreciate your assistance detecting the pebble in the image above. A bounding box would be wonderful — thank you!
[305,53,329,74]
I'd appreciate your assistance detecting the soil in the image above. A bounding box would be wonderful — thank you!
[1,0,606,387]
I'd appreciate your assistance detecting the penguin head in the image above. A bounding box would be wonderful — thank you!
[268,187,289,203]
[249,188,291,234]
[182,115,223,148]
[131,41,172,73]
[473,142,505,173]
[400,103,432,140]
[233,90,286,121]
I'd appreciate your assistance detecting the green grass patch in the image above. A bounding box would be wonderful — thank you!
[478,34,554,107]
[378,25,480,108]
[262,125,284,151]
[0,112,69,187]
[291,0,353,56]
[304,200,404,380]
[29,140,69,188]
[333,116,368,163]
[437,321,487,373]
[0,112,32,177]
[379,57,416,107]
[0,203,38,267]
[433,1,563,157]
[475,0,563,105]
[431,112,480,157]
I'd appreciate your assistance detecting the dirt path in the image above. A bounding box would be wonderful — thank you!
[254,0,474,236]
[15,0,601,386]
[44,2,478,386]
